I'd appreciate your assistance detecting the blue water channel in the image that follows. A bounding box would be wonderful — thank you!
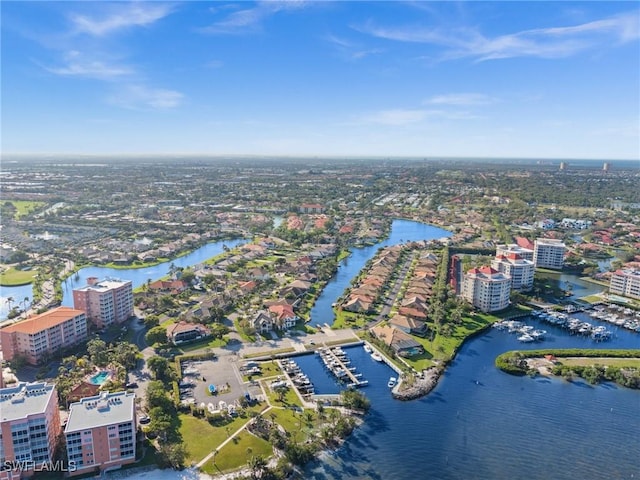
[1,238,246,320]
[302,314,640,480]
[309,219,452,327]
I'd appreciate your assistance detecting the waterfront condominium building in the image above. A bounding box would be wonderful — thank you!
[491,253,535,291]
[72,278,134,329]
[495,244,534,262]
[64,391,136,476]
[0,382,61,480]
[609,269,640,300]
[533,238,566,270]
[0,307,87,365]
[461,266,511,313]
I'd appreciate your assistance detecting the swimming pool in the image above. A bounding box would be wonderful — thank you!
[89,370,110,385]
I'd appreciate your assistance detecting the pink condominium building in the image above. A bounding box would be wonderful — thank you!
[64,391,136,476]
[0,382,61,480]
[72,278,134,329]
[0,307,87,365]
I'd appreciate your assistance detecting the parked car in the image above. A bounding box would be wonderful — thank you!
[126,382,138,389]
[139,415,150,424]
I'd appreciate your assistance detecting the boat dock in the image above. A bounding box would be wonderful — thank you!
[318,347,368,387]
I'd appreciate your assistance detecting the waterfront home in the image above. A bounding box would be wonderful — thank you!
[268,304,298,330]
[343,296,372,313]
[389,314,428,337]
[370,325,424,357]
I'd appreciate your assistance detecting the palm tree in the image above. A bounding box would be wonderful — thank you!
[6,296,14,313]
[22,297,29,317]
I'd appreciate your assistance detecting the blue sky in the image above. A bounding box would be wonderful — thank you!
[2,1,639,160]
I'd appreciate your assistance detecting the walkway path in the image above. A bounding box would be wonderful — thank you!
[195,405,274,469]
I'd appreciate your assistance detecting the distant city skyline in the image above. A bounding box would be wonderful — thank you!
[2,1,639,160]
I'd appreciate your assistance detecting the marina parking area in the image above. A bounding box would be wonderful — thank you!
[179,355,263,412]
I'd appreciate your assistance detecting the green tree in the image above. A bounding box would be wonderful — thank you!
[145,326,168,346]
[87,338,109,367]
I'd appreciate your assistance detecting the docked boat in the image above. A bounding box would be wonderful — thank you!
[517,333,535,343]
[387,377,397,388]
[371,352,383,362]
[364,344,372,353]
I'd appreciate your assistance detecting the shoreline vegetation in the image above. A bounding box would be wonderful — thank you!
[495,349,640,388]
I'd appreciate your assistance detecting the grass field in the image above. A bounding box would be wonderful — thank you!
[0,267,37,286]
[7,200,46,219]
[557,357,640,368]
[201,431,272,474]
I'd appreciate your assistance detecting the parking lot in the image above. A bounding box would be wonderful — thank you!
[179,355,263,412]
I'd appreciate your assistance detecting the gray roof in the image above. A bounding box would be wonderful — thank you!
[0,382,56,422]
[65,391,135,433]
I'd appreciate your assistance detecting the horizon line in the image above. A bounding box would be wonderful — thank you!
[2,152,639,163]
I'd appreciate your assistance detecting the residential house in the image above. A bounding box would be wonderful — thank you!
[166,321,211,345]
[389,314,428,337]
[251,311,274,333]
[268,304,298,330]
[371,325,424,357]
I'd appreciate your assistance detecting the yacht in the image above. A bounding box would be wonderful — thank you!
[517,333,535,343]
[363,344,372,353]
[387,377,397,388]
[371,352,383,362]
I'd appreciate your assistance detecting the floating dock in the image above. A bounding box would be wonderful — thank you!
[318,347,368,387]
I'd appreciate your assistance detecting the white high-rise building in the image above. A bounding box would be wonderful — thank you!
[461,266,511,313]
[533,239,565,270]
[491,253,535,291]
[495,244,534,262]
[609,269,640,300]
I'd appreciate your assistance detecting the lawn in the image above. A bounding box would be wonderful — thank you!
[331,308,371,329]
[201,431,273,474]
[179,337,228,353]
[269,407,318,443]
[8,200,46,219]
[264,383,302,408]
[242,360,282,381]
[556,357,640,368]
[0,267,38,286]
[404,311,500,371]
[179,406,267,465]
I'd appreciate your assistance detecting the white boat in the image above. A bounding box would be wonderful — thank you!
[387,377,397,388]
[363,344,372,353]
[371,352,383,362]
[517,333,535,343]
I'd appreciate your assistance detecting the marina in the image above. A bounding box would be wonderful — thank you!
[532,310,615,340]
[317,347,369,388]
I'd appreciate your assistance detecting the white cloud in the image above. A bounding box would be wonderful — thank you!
[200,0,308,35]
[45,51,133,80]
[108,85,184,110]
[70,3,175,36]
[426,93,496,106]
[326,33,385,60]
[356,10,640,61]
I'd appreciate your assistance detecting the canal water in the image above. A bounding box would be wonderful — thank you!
[309,219,452,327]
[0,238,246,320]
